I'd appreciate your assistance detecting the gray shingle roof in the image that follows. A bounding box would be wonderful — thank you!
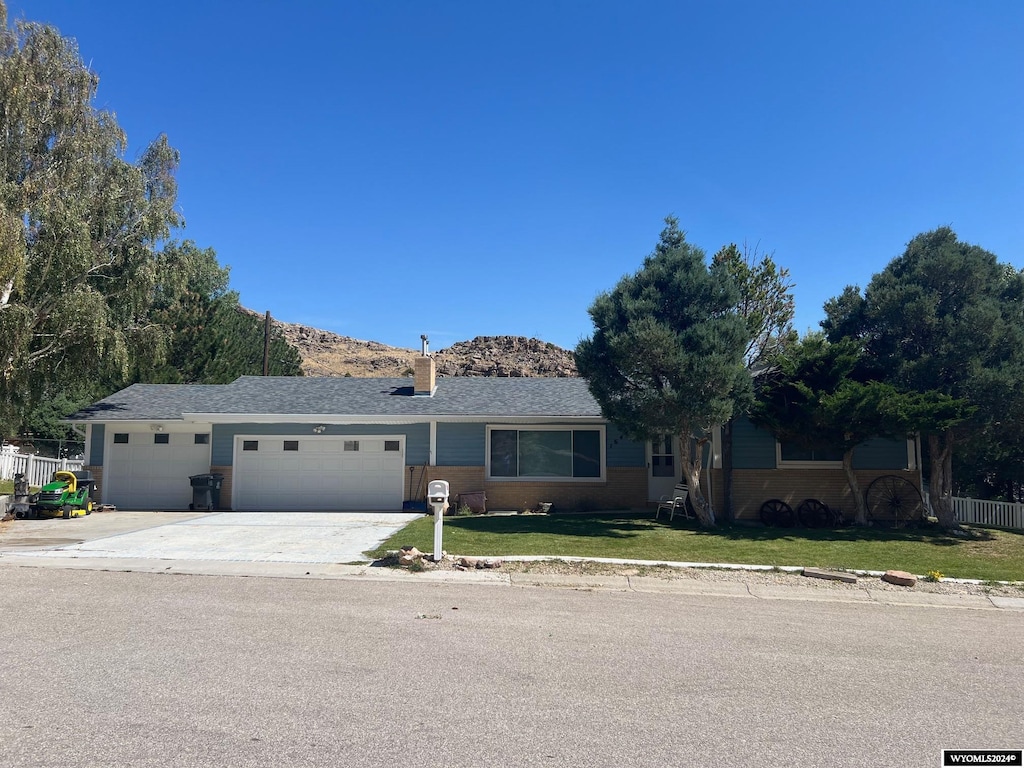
[68,384,233,421]
[69,376,602,421]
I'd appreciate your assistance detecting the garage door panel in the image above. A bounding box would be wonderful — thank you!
[105,431,211,510]
[234,435,404,511]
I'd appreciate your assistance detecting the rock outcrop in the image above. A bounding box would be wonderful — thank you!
[271,319,578,379]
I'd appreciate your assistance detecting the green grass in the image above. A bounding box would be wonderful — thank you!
[370,512,1024,582]
[0,479,13,494]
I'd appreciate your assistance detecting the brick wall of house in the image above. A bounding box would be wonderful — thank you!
[211,465,233,510]
[660,469,726,519]
[201,463,908,520]
[406,466,647,512]
[84,465,103,502]
[731,468,921,521]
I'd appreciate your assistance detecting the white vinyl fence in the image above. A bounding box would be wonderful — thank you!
[0,445,84,488]
[951,496,1024,531]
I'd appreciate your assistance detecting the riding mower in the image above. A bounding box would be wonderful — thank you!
[31,470,96,519]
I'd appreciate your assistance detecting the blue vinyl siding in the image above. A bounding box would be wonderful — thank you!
[436,423,485,466]
[731,416,778,469]
[89,424,105,466]
[607,424,645,467]
[211,423,430,466]
[732,415,909,470]
[853,438,909,470]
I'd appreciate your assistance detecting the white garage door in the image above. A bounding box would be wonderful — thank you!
[105,428,213,510]
[233,435,405,511]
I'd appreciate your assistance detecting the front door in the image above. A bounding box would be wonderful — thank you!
[647,434,678,502]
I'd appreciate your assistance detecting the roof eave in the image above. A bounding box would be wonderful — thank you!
[181,412,604,424]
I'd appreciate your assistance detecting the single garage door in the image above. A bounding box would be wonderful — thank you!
[233,435,405,511]
[105,428,213,510]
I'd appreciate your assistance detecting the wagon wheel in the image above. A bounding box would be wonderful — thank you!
[797,498,830,528]
[865,475,925,528]
[759,499,794,528]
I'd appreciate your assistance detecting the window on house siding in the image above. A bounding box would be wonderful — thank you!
[778,442,844,463]
[489,428,603,479]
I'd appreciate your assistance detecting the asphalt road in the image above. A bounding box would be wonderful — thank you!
[1,567,1020,768]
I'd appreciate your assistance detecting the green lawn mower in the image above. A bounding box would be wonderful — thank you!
[32,470,96,519]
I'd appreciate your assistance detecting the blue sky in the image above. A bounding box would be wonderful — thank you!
[9,1,1023,351]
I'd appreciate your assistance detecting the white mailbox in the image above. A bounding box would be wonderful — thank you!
[427,480,450,561]
[427,480,450,513]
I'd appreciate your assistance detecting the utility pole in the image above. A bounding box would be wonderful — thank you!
[263,310,271,376]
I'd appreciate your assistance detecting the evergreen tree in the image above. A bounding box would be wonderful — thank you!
[822,227,1024,528]
[576,217,750,526]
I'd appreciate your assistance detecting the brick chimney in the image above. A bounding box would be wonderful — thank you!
[414,334,435,396]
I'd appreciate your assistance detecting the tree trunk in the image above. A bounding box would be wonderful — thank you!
[722,420,734,523]
[928,431,958,529]
[679,432,715,527]
[841,447,868,525]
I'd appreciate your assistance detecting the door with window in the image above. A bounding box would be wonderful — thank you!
[647,434,678,502]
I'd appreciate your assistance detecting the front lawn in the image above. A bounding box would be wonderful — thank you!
[369,512,1024,582]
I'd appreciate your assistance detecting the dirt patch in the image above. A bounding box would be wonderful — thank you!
[499,559,1024,598]
[1,537,84,548]
[376,552,1024,598]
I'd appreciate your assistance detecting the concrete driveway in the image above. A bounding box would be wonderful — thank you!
[0,511,422,564]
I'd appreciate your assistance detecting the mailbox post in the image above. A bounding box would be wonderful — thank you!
[427,480,450,562]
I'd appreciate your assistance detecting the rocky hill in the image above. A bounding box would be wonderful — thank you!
[273,320,578,378]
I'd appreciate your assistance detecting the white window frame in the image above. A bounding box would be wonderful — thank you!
[485,425,606,482]
[775,441,843,469]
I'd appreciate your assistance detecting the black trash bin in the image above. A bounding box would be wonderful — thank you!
[189,473,224,511]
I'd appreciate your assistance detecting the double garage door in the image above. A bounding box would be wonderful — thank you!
[233,435,405,511]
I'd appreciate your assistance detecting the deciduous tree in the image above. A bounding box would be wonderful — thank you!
[0,2,183,432]
[713,243,796,521]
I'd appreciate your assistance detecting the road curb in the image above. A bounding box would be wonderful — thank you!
[1,553,1020,610]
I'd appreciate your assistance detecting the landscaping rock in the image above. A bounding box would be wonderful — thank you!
[398,546,426,567]
[882,570,917,587]
[802,567,858,584]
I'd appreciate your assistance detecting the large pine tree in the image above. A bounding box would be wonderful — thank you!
[575,217,750,526]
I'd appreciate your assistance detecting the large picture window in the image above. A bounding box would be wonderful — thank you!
[488,427,603,480]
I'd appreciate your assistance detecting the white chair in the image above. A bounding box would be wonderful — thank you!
[656,483,693,521]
